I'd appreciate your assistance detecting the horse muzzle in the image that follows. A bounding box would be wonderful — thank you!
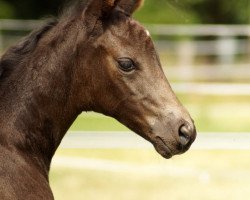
[150,117,197,159]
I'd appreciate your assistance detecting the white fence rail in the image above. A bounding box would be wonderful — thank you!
[0,19,43,31]
[0,20,249,35]
[61,131,250,150]
[147,24,250,37]
[172,82,250,96]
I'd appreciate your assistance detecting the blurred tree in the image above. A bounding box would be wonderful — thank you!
[0,1,14,18]
[0,0,63,19]
[191,0,250,24]
[135,0,201,24]
[0,0,249,24]
[135,0,250,24]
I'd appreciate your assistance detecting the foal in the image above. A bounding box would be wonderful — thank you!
[0,0,196,199]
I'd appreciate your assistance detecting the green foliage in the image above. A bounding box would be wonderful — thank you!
[190,0,250,24]
[0,0,249,24]
[134,0,250,24]
[134,0,201,24]
[0,1,14,18]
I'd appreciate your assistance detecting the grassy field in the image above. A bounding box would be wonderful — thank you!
[50,149,250,200]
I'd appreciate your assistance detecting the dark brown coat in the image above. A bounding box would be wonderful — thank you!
[0,0,196,199]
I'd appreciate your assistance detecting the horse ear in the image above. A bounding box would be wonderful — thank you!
[83,0,116,20]
[82,0,117,35]
[114,0,144,16]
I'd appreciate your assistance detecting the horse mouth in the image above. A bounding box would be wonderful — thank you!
[153,136,173,159]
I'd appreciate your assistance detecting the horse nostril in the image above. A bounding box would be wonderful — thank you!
[178,124,192,146]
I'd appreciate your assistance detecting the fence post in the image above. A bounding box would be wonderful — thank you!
[248,37,250,63]
[216,36,237,68]
[177,39,195,81]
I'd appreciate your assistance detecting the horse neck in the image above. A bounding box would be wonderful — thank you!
[0,21,93,176]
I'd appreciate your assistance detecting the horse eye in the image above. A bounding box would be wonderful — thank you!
[117,58,135,72]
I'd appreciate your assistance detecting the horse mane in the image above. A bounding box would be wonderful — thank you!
[0,19,58,81]
[0,0,88,82]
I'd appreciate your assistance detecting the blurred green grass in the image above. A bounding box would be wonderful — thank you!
[70,94,250,132]
[50,149,250,200]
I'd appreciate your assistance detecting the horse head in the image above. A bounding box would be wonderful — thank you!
[75,0,196,158]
